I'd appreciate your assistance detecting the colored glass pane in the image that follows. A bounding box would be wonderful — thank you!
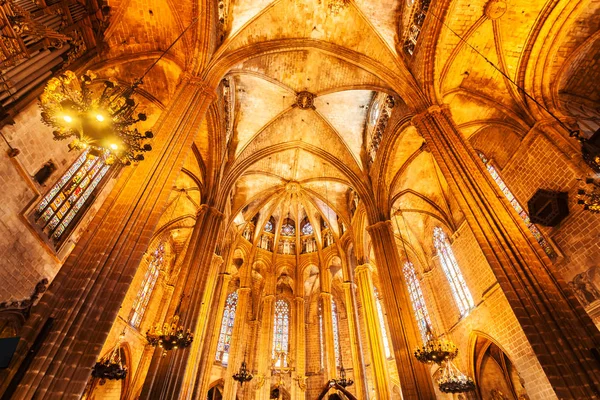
[478,153,556,259]
[272,299,290,367]
[281,222,295,236]
[216,291,238,364]
[264,220,273,233]
[128,243,165,329]
[434,227,474,316]
[331,299,341,367]
[301,222,313,235]
[402,262,433,343]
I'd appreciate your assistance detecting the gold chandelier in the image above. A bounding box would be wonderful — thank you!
[40,71,153,165]
[437,360,476,393]
[414,331,458,364]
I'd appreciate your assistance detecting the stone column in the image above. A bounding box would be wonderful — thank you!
[139,205,225,399]
[293,296,307,397]
[354,264,393,399]
[196,271,233,396]
[0,79,217,400]
[223,287,251,399]
[320,292,337,381]
[255,294,275,400]
[342,281,368,399]
[412,105,600,398]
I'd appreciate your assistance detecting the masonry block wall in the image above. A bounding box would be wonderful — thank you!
[419,222,556,399]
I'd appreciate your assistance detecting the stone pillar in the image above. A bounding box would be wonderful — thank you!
[412,105,600,398]
[293,296,307,397]
[223,287,251,399]
[255,294,275,400]
[197,271,233,396]
[0,79,217,400]
[320,292,337,381]
[342,281,368,399]
[139,205,225,399]
[354,264,393,399]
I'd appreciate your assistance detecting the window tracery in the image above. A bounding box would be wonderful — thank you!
[33,149,113,248]
[281,221,295,236]
[264,219,274,233]
[301,220,313,236]
[478,152,556,259]
[128,243,165,329]
[402,262,432,343]
[272,299,290,367]
[433,227,474,316]
[216,291,238,365]
[331,298,341,367]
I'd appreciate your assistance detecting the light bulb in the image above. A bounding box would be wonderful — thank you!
[110,144,118,150]
[63,115,73,123]
[96,114,105,122]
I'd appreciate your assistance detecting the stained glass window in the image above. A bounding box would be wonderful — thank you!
[281,222,295,236]
[264,219,274,233]
[33,149,113,247]
[319,301,324,369]
[402,262,432,343]
[331,299,341,367]
[272,299,290,367]
[216,291,238,365]
[128,243,165,329]
[301,221,313,236]
[433,227,474,316]
[478,153,556,259]
[374,288,392,358]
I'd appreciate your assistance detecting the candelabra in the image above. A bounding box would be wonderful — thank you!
[577,177,600,213]
[437,360,476,393]
[92,333,127,382]
[233,360,253,386]
[146,315,193,351]
[414,331,459,364]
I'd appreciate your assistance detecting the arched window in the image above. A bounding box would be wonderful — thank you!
[272,299,290,367]
[32,149,113,249]
[433,227,474,316]
[264,216,275,233]
[402,262,432,343]
[331,298,341,367]
[478,152,556,259]
[301,218,313,235]
[216,291,238,365]
[319,301,324,369]
[281,219,295,236]
[374,288,392,358]
[128,243,165,329]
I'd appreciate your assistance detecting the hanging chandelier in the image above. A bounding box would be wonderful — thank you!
[577,177,600,213]
[334,364,354,388]
[233,360,253,386]
[40,71,153,165]
[146,314,194,351]
[92,334,127,382]
[38,17,199,165]
[414,331,458,364]
[437,360,476,393]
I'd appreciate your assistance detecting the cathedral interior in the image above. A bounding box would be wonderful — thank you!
[0,0,600,398]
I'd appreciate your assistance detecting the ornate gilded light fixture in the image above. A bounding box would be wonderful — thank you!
[146,295,194,352]
[414,330,458,364]
[577,177,600,213]
[437,360,476,393]
[334,362,354,388]
[38,18,199,165]
[92,332,127,382]
[233,359,253,386]
[40,71,153,165]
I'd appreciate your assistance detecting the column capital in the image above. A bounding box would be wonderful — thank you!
[319,292,333,301]
[196,204,225,220]
[238,287,252,295]
[366,220,393,234]
[180,73,218,100]
[354,263,375,276]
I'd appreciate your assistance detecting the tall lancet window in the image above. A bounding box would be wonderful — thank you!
[216,291,238,365]
[319,301,324,369]
[272,299,290,367]
[128,243,165,329]
[478,152,556,259]
[32,149,113,248]
[433,227,474,316]
[331,298,341,367]
[374,287,392,358]
[402,262,432,343]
